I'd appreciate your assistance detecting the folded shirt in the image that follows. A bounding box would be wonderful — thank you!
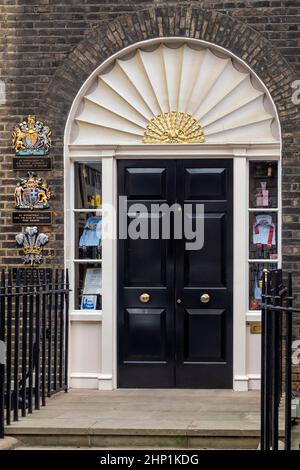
[253,214,276,246]
[79,216,102,247]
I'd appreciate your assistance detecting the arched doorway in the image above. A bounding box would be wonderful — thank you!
[64,38,281,390]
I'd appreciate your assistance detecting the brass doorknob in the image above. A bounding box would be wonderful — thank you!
[176,299,182,304]
[200,293,210,304]
[139,293,150,303]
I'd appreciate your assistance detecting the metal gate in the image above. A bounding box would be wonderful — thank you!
[261,268,299,450]
[0,269,70,438]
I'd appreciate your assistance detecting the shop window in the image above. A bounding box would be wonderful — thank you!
[75,263,102,311]
[75,212,102,261]
[249,161,278,208]
[249,262,277,311]
[73,162,102,311]
[248,161,279,311]
[249,211,278,260]
[75,162,102,209]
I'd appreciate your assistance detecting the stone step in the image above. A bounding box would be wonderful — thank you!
[5,389,262,450]
[8,427,260,450]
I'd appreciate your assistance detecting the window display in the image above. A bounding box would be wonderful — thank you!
[249,212,277,260]
[249,161,278,208]
[249,263,277,311]
[75,263,102,310]
[74,162,103,310]
[75,212,102,260]
[248,161,279,311]
[75,162,102,209]
[81,267,102,310]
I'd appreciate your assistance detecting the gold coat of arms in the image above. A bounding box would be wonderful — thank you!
[14,172,52,210]
[12,115,51,155]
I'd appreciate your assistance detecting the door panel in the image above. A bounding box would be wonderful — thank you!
[175,160,233,388]
[124,308,167,361]
[184,167,227,200]
[125,167,167,199]
[118,160,175,388]
[184,213,226,287]
[118,159,233,388]
[125,222,167,286]
[184,308,226,362]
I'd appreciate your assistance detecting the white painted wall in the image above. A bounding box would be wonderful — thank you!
[246,325,262,390]
[70,321,102,389]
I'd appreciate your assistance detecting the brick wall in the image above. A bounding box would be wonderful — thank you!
[0,2,300,387]
[0,0,299,270]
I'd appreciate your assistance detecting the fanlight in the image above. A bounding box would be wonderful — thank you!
[71,43,279,145]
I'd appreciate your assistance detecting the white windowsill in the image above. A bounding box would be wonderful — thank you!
[246,311,262,322]
[73,259,102,263]
[72,208,102,213]
[248,208,279,212]
[248,259,278,263]
[70,310,103,322]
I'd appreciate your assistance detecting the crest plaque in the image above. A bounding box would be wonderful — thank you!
[12,115,51,156]
[14,172,52,210]
[16,226,49,265]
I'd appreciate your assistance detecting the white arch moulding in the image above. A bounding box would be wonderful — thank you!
[64,38,281,392]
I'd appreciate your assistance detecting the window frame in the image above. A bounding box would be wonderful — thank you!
[246,156,281,320]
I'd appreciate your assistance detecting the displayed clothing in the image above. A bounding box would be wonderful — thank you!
[79,216,102,247]
[253,214,276,246]
[255,181,269,207]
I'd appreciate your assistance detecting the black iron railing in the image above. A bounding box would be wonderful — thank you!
[0,269,70,438]
[261,268,298,450]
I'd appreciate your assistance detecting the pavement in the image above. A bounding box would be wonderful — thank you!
[5,388,262,449]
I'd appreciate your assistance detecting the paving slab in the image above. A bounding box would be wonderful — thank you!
[0,436,19,450]
[6,388,261,449]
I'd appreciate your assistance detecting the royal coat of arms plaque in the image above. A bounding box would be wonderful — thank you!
[12,115,52,170]
[14,172,52,210]
[12,115,51,156]
[12,172,53,225]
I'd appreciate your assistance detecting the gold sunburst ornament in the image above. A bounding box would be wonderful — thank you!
[143,111,205,144]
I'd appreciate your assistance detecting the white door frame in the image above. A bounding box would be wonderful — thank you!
[64,36,281,391]
[66,142,281,391]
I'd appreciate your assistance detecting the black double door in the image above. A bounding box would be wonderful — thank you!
[117,159,233,388]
